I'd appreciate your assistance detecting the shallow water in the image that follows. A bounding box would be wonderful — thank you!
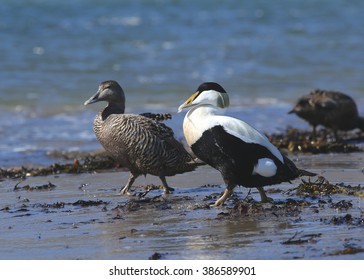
[1,0,364,167]
[1,154,363,260]
[1,0,364,260]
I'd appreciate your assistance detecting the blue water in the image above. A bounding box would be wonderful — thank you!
[1,0,364,167]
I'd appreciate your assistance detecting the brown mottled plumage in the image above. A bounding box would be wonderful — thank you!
[140,112,172,122]
[289,89,364,139]
[84,80,203,194]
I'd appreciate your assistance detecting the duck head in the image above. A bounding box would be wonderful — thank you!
[178,82,229,112]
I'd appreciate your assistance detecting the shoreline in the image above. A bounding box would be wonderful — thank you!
[2,128,364,180]
[1,151,364,259]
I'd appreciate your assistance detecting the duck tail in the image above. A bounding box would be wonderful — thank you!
[140,112,172,122]
[283,154,316,178]
[298,169,317,177]
[192,158,206,167]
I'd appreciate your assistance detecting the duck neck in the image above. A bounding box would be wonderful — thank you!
[183,105,226,146]
[186,104,222,120]
[101,103,125,121]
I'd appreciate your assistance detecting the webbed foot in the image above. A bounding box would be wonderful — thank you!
[257,186,274,203]
[211,188,233,207]
[163,186,175,194]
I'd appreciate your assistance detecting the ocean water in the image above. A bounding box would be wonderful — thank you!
[1,0,364,167]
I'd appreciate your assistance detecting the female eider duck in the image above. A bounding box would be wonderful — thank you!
[289,89,364,140]
[178,82,316,206]
[84,80,203,195]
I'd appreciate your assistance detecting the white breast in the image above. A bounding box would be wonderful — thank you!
[182,106,219,146]
[182,105,284,163]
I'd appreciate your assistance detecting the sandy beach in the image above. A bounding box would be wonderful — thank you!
[2,0,364,266]
[1,151,363,260]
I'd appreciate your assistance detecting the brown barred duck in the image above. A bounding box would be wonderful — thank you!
[178,82,316,206]
[289,89,364,140]
[84,80,203,195]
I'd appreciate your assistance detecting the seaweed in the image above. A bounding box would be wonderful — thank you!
[330,200,353,210]
[225,198,311,219]
[321,214,364,227]
[269,128,362,154]
[34,202,66,209]
[14,181,57,191]
[3,199,109,217]
[72,200,109,207]
[282,231,322,245]
[287,176,364,197]
[0,153,117,180]
[325,246,364,256]
[148,252,163,260]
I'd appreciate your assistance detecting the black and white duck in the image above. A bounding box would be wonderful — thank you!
[178,82,316,206]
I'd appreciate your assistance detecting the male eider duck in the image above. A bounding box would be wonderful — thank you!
[289,89,364,140]
[178,82,316,206]
[84,80,203,195]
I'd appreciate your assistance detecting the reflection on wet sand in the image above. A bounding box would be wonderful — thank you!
[0,154,364,259]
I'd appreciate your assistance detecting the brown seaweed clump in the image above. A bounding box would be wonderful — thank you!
[221,198,311,220]
[269,128,362,154]
[325,246,364,256]
[281,231,322,245]
[322,214,364,227]
[13,181,56,191]
[0,154,117,180]
[287,176,364,198]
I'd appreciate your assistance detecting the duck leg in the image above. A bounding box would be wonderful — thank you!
[257,186,273,203]
[120,172,139,195]
[159,175,175,194]
[333,129,339,142]
[212,188,233,207]
[212,181,236,207]
[312,125,317,140]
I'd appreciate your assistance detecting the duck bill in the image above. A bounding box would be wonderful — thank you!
[84,91,101,106]
[177,91,199,113]
[288,105,298,114]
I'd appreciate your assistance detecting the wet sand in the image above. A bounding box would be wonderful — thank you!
[0,152,363,260]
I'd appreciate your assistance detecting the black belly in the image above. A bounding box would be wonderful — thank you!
[191,125,298,187]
